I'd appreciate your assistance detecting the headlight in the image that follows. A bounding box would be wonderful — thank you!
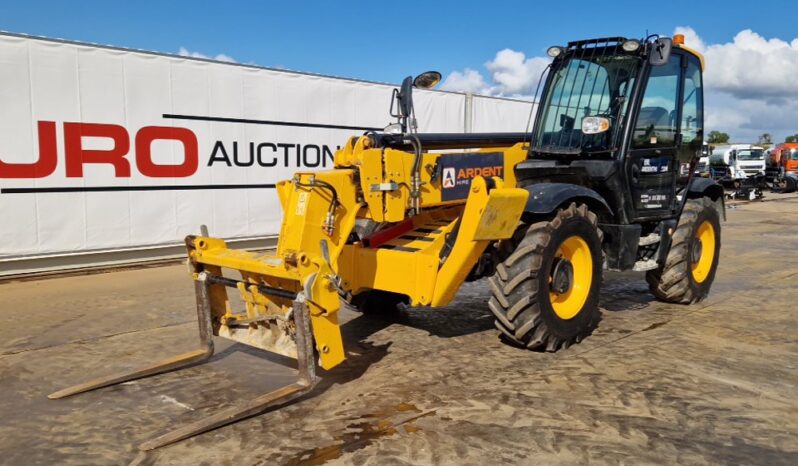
[383,123,403,134]
[582,116,610,134]
[547,46,565,58]
[622,40,641,52]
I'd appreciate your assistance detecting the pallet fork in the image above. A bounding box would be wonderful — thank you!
[48,272,318,451]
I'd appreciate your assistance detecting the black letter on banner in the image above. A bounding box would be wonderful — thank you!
[277,143,293,167]
[322,146,339,167]
[233,143,254,167]
[208,141,232,167]
[257,143,278,167]
[303,145,321,167]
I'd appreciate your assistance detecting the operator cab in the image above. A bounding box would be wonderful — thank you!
[522,35,705,224]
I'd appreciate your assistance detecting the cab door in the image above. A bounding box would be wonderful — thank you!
[625,50,702,221]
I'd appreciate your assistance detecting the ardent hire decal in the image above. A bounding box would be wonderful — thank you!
[438,152,504,201]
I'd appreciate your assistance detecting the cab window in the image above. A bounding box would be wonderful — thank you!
[681,59,703,145]
[632,57,681,148]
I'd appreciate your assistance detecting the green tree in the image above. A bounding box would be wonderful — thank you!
[758,133,773,145]
[786,134,798,143]
[707,131,730,144]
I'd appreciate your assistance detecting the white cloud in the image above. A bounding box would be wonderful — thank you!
[686,27,798,100]
[440,68,490,94]
[485,49,550,97]
[442,28,798,142]
[676,26,798,141]
[177,46,236,63]
[674,26,707,54]
[441,49,547,99]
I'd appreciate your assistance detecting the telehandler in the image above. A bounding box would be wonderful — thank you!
[51,34,724,450]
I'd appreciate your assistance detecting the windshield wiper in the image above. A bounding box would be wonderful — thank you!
[535,146,583,155]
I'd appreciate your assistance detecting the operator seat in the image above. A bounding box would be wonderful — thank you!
[637,106,669,128]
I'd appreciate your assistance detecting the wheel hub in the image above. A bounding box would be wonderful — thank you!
[691,237,703,264]
[551,258,574,294]
[691,220,717,284]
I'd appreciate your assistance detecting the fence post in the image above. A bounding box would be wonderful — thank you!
[464,92,473,133]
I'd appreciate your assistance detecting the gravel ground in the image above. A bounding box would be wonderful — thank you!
[1,193,797,465]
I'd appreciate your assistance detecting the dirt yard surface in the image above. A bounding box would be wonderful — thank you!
[1,194,797,466]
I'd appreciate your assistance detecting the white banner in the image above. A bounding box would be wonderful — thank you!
[0,33,531,266]
[471,95,536,133]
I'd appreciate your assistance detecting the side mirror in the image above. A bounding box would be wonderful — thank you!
[413,71,442,89]
[398,76,414,118]
[391,71,442,133]
[649,37,673,66]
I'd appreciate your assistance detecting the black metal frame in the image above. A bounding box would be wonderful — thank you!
[369,132,530,151]
[619,48,702,223]
[530,37,644,159]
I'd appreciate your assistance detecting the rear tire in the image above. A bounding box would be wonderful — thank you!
[489,203,603,351]
[782,176,797,193]
[646,197,721,303]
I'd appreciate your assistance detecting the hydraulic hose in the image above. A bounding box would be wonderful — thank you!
[294,178,339,234]
[407,134,423,215]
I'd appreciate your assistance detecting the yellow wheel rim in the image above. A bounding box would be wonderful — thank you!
[691,220,716,284]
[549,235,593,320]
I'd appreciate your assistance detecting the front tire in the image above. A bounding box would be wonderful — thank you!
[646,197,721,303]
[489,203,603,351]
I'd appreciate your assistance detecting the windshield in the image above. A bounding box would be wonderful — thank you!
[534,53,641,155]
[737,149,764,161]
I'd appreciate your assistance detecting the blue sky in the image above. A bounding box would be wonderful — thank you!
[0,0,785,82]
[1,0,797,141]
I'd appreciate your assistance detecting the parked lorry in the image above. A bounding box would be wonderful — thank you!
[695,142,711,176]
[708,144,766,184]
[766,143,798,192]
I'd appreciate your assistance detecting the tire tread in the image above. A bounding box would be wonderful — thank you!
[489,202,602,351]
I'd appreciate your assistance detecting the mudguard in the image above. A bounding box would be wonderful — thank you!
[522,182,611,217]
[687,177,724,200]
[684,176,726,221]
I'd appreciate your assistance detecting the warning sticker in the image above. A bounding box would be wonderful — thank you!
[438,152,504,201]
[295,191,309,216]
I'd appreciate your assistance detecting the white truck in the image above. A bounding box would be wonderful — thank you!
[695,141,711,176]
[708,144,766,182]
